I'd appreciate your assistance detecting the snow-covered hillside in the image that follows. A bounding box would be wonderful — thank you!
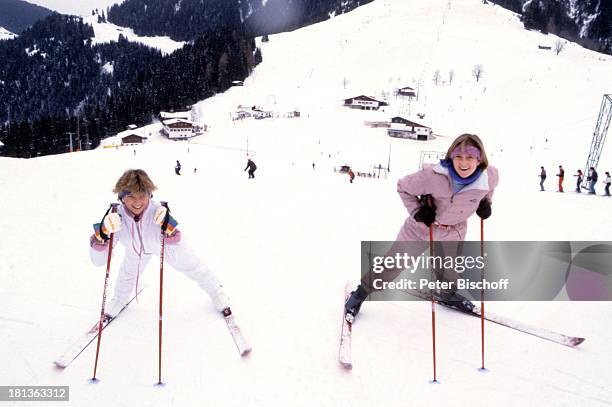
[83,14,185,55]
[1,0,611,406]
[0,26,16,40]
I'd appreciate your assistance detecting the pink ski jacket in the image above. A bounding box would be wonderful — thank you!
[396,162,499,241]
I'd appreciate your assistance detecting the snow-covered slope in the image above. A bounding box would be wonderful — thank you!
[1,0,611,406]
[84,14,185,55]
[195,0,612,173]
[0,26,16,40]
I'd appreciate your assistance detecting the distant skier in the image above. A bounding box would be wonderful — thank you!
[175,160,182,175]
[345,134,499,318]
[88,169,231,319]
[574,169,583,193]
[539,166,546,191]
[587,167,598,194]
[557,165,565,192]
[603,171,611,196]
[244,158,257,179]
[312,162,315,171]
[348,168,355,184]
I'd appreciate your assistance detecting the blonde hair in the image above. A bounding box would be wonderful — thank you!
[445,133,489,170]
[113,169,157,195]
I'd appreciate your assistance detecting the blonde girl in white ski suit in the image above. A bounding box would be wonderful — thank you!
[89,169,229,317]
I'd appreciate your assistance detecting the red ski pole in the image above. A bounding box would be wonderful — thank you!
[429,221,437,383]
[92,203,119,382]
[157,202,168,386]
[480,218,486,371]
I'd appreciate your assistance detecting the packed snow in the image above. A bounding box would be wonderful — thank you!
[1,0,611,406]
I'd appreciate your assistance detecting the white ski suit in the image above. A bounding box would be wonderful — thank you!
[89,200,227,316]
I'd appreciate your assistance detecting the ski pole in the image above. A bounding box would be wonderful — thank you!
[480,218,485,371]
[157,201,169,385]
[92,203,119,382]
[429,219,437,383]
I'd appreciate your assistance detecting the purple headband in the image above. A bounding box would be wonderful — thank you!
[450,145,481,161]
[118,190,131,201]
[118,190,152,200]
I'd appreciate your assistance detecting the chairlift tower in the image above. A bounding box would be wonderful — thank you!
[419,150,445,170]
[583,94,612,187]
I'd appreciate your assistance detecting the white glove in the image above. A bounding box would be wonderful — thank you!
[153,206,167,226]
[103,212,122,234]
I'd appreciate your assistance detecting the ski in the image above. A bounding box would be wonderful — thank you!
[338,281,353,370]
[224,310,252,356]
[406,290,585,347]
[54,288,144,368]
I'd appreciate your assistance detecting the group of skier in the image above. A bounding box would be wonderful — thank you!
[539,165,611,195]
[87,132,612,344]
[88,133,496,335]
[173,158,257,179]
[85,130,611,378]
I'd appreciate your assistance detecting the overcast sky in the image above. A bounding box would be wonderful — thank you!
[25,0,125,16]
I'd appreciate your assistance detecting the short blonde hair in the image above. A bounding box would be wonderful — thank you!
[113,169,157,195]
[445,133,489,170]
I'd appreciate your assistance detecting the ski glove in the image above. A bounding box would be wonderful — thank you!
[103,213,122,234]
[154,205,178,236]
[154,206,168,226]
[93,212,121,243]
[413,197,436,227]
[476,199,491,219]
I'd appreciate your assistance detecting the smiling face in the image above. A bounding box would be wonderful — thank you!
[452,153,481,178]
[445,134,489,178]
[122,191,150,216]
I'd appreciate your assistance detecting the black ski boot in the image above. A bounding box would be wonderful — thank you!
[345,285,368,320]
[436,291,475,313]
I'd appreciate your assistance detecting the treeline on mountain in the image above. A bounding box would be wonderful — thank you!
[0,14,260,158]
[106,0,374,41]
[107,0,242,42]
[0,0,53,34]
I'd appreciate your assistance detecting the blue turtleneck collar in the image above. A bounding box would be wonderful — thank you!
[440,159,482,186]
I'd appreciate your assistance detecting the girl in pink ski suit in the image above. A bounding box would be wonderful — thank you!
[345,134,499,317]
[89,169,229,317]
